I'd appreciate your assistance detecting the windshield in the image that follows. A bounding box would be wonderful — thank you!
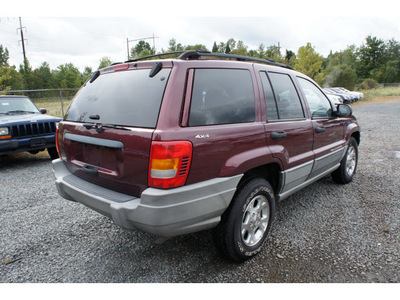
[0,97,40,114]
[65,68,171,128]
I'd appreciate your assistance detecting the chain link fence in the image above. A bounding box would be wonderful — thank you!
[0,88,79,118]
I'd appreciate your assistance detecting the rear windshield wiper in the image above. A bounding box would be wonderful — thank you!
[83,122,130,132]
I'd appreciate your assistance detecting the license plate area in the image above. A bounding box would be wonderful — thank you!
[30,137,45,147]
[69,141,120,177]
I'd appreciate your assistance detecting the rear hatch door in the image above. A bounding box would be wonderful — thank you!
[59,63,172,197]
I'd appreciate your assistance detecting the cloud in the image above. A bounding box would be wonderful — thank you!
[2,15,400,72]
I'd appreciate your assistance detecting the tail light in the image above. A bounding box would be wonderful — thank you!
[149,141,192,189]
[55,128,62,159]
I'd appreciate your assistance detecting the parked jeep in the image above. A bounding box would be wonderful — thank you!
[53,50,360,262]
[0,95,61,159]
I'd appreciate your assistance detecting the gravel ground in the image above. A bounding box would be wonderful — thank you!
[0,99,399,283]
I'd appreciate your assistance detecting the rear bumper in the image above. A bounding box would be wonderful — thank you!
[52,158,242,237]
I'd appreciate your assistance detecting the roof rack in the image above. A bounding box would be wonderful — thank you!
[124,51,185,63]
[124,49,293,69]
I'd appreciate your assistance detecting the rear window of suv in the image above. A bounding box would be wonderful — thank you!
[65,68,171,128]
[188,69,255,126]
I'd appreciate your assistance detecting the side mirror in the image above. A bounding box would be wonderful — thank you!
[336,104,352,117]
[39,108,47,114]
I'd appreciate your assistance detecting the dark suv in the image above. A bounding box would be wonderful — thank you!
[0,95,61,159]
[53,50,360,262]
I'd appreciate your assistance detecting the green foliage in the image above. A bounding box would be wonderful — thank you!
[0,45,10,67]
[357,36,387,79]
[212,42,218,53]
[294,43,323,80]
[361,78,377,89]
[53,63,82,89]
[130,40,155,59]
[0,66,11,91]
[2,33,400,95]
[324,65,358,90]
[98,56,114,69]
[185,44,208,51]
[168,38,184,52]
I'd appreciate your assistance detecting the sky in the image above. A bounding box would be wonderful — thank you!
[2,0,400,72]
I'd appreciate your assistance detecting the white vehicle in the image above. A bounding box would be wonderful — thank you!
[333,87,363,101]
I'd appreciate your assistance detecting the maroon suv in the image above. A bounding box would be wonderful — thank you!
[53,50,360,262]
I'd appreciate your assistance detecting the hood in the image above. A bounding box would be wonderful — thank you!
[0,113,62,125]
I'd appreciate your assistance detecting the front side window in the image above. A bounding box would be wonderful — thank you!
[297,77,333,118]
[188,69,255,126]
[267,72,304,120]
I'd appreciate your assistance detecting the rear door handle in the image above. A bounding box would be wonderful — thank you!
[271,131,287,140]
[315,126,326,133]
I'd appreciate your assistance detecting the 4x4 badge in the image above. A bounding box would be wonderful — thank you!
[195,134,210,139]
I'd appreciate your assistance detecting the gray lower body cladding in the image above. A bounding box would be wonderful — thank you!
[52,158,242,237]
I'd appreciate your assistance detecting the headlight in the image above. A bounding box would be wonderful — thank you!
[0,127,11,139]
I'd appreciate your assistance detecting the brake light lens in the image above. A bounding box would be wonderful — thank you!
[149,141,192,189]
[55,128,62,159]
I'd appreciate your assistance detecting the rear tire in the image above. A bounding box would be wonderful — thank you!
[213,178,275,263]
[332,137,358,184]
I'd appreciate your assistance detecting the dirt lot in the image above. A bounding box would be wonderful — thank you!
[0,98,399,283]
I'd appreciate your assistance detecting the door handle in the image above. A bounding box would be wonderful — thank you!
[315,126,326,133]
[271,131,287,140]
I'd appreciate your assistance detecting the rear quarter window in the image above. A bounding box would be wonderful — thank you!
[188,69,255,126]
[65,68,171,128]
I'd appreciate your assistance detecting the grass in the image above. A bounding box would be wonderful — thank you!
[33,98,72,118]
[360,86,400,101]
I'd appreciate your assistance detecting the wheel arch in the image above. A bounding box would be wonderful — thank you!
[237,163,281,195]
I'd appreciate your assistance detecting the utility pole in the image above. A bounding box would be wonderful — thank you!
[126,34,159,60]
[17,17,28,65]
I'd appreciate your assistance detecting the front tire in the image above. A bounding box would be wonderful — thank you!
[213,178,275,263]
[332,137,358,184]
[47,147,59,160]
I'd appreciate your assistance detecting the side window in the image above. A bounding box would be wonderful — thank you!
[188,69,255,126]
[297,77,333,118]
[268,72,305,120]
[260,72,278,120]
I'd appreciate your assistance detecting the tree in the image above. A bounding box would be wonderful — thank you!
[81,66,93,84]
[98,56,113,69]
[324,65,358,90]
[265,45,282,62]
[0,45,10,67]
[230,40,248,56]
[131,40,154,58]
[168,38,183,52]
[185,44,208,51]
[212,42,218,53]
[53,63,82,88]
[285,50,296,67]
[357,36,387,79]
[0,66,11,91]
[35,62,53,89]
[295,43,323,80]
